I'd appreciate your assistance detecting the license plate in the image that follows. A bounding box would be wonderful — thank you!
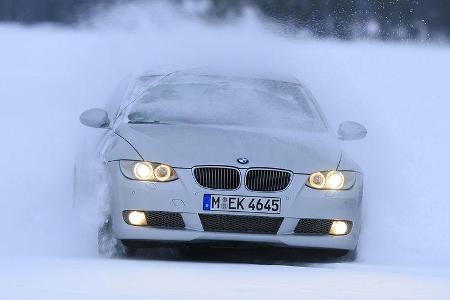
[203,194,281,214]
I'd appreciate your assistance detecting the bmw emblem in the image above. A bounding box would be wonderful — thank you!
[237,157,249,165]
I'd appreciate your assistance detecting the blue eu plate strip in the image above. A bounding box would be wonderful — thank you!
[203,194,211,210]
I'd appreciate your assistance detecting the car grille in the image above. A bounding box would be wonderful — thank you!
[199,214,283,234]
[294,219,333,235]
[193,167,240,190]
[146,211,185,229]
[245,169,291,192]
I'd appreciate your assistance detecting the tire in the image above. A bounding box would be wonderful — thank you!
[293,247,357,262]
[98,217,136,257]
[322,248,357,262]
[342,248,357,262]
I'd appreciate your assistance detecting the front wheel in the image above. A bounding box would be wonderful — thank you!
[320,248,357,262]
[294,247,357,262]
[98,217,135,257]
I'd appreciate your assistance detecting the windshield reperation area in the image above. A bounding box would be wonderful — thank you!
[126,75,327,131]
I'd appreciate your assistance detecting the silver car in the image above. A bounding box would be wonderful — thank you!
[78,70,367,259]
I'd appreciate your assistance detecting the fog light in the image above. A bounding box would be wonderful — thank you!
[329,220,350,235]
[125,211,147,226]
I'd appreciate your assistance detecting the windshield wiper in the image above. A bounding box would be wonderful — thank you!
[128,120,171,125]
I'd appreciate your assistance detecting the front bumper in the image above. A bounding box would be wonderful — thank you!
[108,162,363,250]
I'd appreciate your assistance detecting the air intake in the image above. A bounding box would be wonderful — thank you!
[193,167,240,190]
[199,214,283,234]
[146,211,185,229]
[245,169,291,192]
[294,219,333,235]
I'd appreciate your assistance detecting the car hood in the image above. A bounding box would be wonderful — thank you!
[115,123,341,173]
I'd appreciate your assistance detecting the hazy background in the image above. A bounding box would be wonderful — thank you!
[1,0,450,41]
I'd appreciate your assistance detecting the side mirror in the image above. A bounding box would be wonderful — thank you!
[80,108,110,129]
[338,121,367,141]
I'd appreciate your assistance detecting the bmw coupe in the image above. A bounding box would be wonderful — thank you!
[78,69,367,259]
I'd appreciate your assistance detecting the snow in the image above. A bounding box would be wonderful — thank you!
[1,2,450,298]
[2,255,450,300]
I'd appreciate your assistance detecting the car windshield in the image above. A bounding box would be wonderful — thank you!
[125,75,327,131]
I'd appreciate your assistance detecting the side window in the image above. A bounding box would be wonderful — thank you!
[104,76,136,124]
[114,75,165,123]
[301,86,329,131]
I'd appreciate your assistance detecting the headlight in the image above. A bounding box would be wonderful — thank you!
[120,160,178,182]
[134,161,153,180]
[306,171,356,190]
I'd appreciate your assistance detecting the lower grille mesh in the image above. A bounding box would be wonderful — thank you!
[199,214,283,234]
[146,211,185,229]
[294,219,333,235]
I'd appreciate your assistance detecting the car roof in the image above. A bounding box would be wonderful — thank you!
[139,67,302,85]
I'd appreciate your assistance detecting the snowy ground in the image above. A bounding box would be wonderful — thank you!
[3,254,450,300]
[1,2,450,299]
